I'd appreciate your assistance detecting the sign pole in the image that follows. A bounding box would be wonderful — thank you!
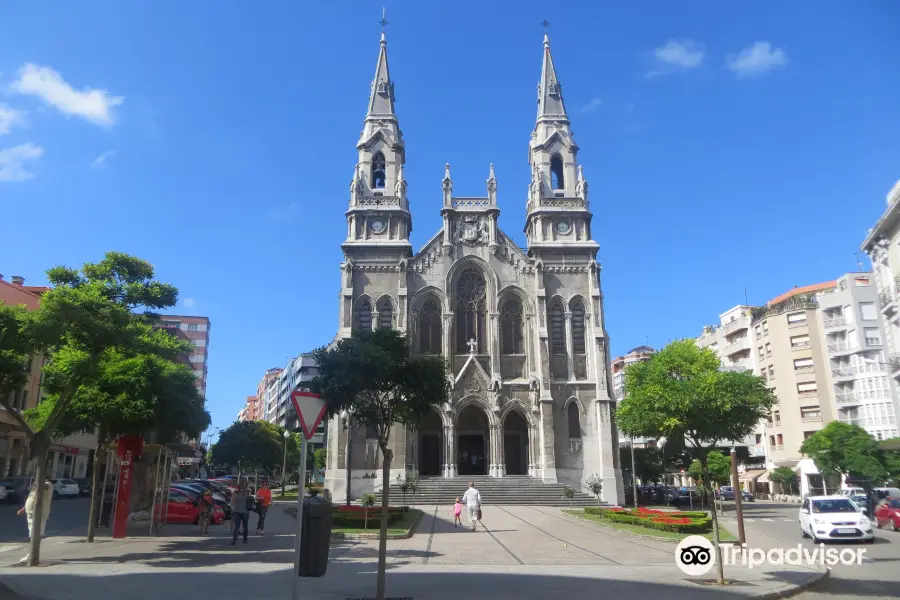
[293,435,308,600]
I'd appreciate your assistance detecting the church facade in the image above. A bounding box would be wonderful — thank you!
[324,31,624,505]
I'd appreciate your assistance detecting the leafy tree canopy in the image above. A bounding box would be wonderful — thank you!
[799,421,886,481]
[688,451,732,486]
[210,420,299,474]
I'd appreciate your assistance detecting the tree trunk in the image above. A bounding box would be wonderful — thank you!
[27,441,50,567]
[86,427,107,543]
[700,454,724,584]
[375,445,393,600]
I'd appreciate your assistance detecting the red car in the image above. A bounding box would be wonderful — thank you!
[874,497,900,531]
[158,487,225,525]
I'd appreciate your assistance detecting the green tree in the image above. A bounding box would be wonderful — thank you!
[769,466,799,495]
[800,421,886,492]
[585,474,603,505]
[616,339,776,584]
[210,420,298,477]
[687,451,731,487]
[313,448,327,471]
[0,252,181,565]
[311,328,449,600]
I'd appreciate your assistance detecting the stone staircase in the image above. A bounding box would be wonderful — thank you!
[374,475,607,507]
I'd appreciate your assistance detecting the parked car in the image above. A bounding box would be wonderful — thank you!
[874,487,900,500]
[159,487,225,525]
[799,495,874,543]
[73,478,92,496]
[51,478,80,499]
[874,497,900,531]
[171,483,232,520]
[670,487,703,508]
[185,479,232,501]
[840,487,867,498]
[0,482,8,503]
[740,490,755,502]
[717,486,736,500]
[849,494,870,514]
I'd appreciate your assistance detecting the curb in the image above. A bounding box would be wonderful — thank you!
[751,566,830,600]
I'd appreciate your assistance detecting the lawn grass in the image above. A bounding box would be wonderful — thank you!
[332,508,423,536]
[276,491,298,500]
[564,510,738,542]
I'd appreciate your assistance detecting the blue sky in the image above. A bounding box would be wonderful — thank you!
[3,2,899,436]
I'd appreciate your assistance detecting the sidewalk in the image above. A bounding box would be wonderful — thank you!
[0,506,826,600]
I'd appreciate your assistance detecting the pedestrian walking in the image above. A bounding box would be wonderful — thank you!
[462,481,482,532]
[231,484,251,545]
[198,489,214,535]
[17,478,53,565]
[255,482,272,535]
[452,497,463,527]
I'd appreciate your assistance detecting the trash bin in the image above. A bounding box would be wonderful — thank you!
[298,495,333,578]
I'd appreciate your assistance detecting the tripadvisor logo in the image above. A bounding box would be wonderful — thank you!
[675,535,866,576]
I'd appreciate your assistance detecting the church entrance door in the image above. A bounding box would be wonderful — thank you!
[503,410,529,476]
[420,434,441,476]
[456,404,490,476]
[458,435,486,475]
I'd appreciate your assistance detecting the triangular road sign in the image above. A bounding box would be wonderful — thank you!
[290,391,327,439]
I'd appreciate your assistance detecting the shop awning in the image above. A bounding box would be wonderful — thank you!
[757,470,772,483]
[739,470,765,483]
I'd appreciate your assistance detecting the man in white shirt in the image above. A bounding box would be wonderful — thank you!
[462,481,482,531]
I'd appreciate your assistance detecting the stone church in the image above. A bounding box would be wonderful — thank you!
[324,30,624,505]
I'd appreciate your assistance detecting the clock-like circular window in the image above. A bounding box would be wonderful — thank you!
[370,219,386,234]
[556,220,571,235]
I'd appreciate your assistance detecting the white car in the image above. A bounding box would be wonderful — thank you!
[51,478,80,498]
[800,495,874,543]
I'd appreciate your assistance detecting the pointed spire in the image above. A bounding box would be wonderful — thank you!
[537,33,568,122]
[487,163,497,204]
[442,162,452,207]
[366,18,395,119]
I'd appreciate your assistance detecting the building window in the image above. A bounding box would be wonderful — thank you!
[765,342,772,356]
[758,345,764,358]
[790,335,810,348]
[794,358,814,371]
[570,300,586,354]
[776,433,784,446]
[774,410,781,425]
[755,325,761,337]
[455,268,487,354]
[769,435,776,447]
[763,321,769,335]
[500,297,524,354]
[787,312,807,325]
[417,298,442,355]
[755,433,762,444]
[355,299,372,332]
[188,323,198,332]
[377,297,393,329]
[801,406,821,419]
[864,327,882,346]
[803,431,816,440]
[797,382,818,395]
[371,152,386,189]
[768,365,775,378]
[860,302,877,321]
[567,405,581,438]
[549,301,566,355]
[550,154,564,190]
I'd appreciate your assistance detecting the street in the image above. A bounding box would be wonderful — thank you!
[719,500,898,599]
[0,496,90,545]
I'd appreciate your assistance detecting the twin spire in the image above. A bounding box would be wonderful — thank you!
[366,30,396,119]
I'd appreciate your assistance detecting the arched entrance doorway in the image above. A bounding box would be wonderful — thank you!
[456,404,489,476]
[417,409,444,477]
[503,410,529,476]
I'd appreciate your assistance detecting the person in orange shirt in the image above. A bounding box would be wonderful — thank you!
[255,482,272,535]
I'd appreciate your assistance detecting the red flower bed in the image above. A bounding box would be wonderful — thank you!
[334,506,404,513]
[651,516,692,525]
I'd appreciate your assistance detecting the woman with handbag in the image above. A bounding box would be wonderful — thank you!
[462,481,482,532]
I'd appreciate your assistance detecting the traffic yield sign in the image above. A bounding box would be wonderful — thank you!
[290,391,327,439]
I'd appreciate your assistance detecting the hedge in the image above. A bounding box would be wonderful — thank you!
[332,512,403,528]
[580,506,712,534]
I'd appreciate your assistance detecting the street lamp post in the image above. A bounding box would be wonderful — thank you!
[341,409,352,507]
[282,430,290,498]
[630,435,638,509]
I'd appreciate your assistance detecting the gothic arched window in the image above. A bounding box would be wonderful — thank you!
[549,301,566,355]
[570,299,586,354]
[500,297,524,354]
[567,404,581,438]
[372,152,386,189]
[455,268,487,354]
[418,297,442,354]
[377,297,393,329]
[355,299,372,332]
[550,154,564,190]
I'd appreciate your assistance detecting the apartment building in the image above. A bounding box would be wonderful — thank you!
[697,305,758,373]
[861,178,900,432]
[238,396,259,422]
[817,272,898,440]
[155,315,211,399]
[612,346,656,448]
[263,354,325,447]
[258,367,282,422]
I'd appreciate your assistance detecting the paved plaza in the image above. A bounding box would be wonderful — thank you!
[0,502,828,600]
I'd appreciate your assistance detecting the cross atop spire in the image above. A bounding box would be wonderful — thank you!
[541,19,550,34]
[366,16,396,119]
[379,7,389,36]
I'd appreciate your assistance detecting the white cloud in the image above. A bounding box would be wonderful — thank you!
[649,40,705,75]
[579,97,603,114]
[0,143,44,182]
[90,150,116,169]
[0,104,27,135]
[182,297,196,308]
[727,42,788,77]
[11,64,123,126]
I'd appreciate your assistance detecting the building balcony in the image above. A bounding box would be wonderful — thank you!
[835,392,861,406]
[880,287,898,314]
[827,341,853,355]
[792,341,812,350]
[723,316,751,333]
[823,316,847,329]
[840,417,866,427]
[723,336,752,357]
[831,366,856,380]
[798,390,819,399]
[794,364,815,374]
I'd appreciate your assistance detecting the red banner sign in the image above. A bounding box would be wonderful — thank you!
[112,436,144,539]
